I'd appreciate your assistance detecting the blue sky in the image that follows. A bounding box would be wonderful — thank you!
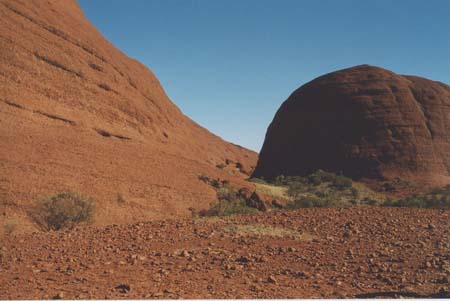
[78,0,450,152]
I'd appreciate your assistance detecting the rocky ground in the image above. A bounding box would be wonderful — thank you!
[1,207,449,299]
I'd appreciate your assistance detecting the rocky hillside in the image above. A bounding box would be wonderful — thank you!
[0,0,257,229]
[253,65,450,187]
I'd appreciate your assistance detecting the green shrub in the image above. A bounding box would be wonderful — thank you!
[198,174,210,183]
[287,181,308,199]
[210,179,221,188]
[315,190,331,198]
[350,187,360,198]
[383,185,450,210]
[217,186,239,202]
[286,196,339,209]
[332,175,353,190]
[33,192,95,231]
[306,170,336,185]
[283,176,308,186]
[314,170,337,182]
[361,197,378,206]
[199,185,260,217]
[273,175,287,186]
[307,173,323,186]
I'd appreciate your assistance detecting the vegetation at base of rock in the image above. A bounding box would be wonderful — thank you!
[383,185,450,210]
[286,196,339,209]
[247,177,269,185]
[202,169,447,214]
[253,182,290,202]
[31,192,95,231]
[200,186,259,217]
[249,170,388,208]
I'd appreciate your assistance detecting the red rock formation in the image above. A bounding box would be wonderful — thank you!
[253,65,450,186]
[0,0,257,228]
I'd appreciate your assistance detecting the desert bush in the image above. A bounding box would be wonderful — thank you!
[332,175,353,190]
[305,169,335,185]
[350,187,360,198]
[383,185,450,210]
[273,175,308,186]
[210,179,221,188]
[32,192,95,231]
[315,190,331,198]
[286,196,339,209]
[307,173,323,186]
[217,186,239,202]
[287,181,308,199]
[216,163,226,170]
[198,174,210,183]
[200,186,260,217]
[361,197,378,206]
[274,175,287,186]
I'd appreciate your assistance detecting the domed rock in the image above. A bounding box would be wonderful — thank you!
[253,65,450,185]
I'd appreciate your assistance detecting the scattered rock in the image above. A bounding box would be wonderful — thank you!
[52,292,64,300]
[267,276,277,284]
[246,192,270,211]
[115,284,131,293]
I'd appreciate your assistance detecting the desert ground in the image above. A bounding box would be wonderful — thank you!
[1,207,449,299]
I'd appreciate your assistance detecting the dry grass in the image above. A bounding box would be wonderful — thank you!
[222,224,313,241]
[254,182,291,201]
[352,182,390,204]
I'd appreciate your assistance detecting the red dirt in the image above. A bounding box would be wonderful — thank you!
[253,65,450,189]
[0,0,257,230]
[1,207,449,299]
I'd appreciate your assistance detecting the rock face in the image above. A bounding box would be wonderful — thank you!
[253,65,450,185]
[0,0,257,227]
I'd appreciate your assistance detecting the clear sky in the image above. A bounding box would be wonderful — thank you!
[78,0,450,152]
